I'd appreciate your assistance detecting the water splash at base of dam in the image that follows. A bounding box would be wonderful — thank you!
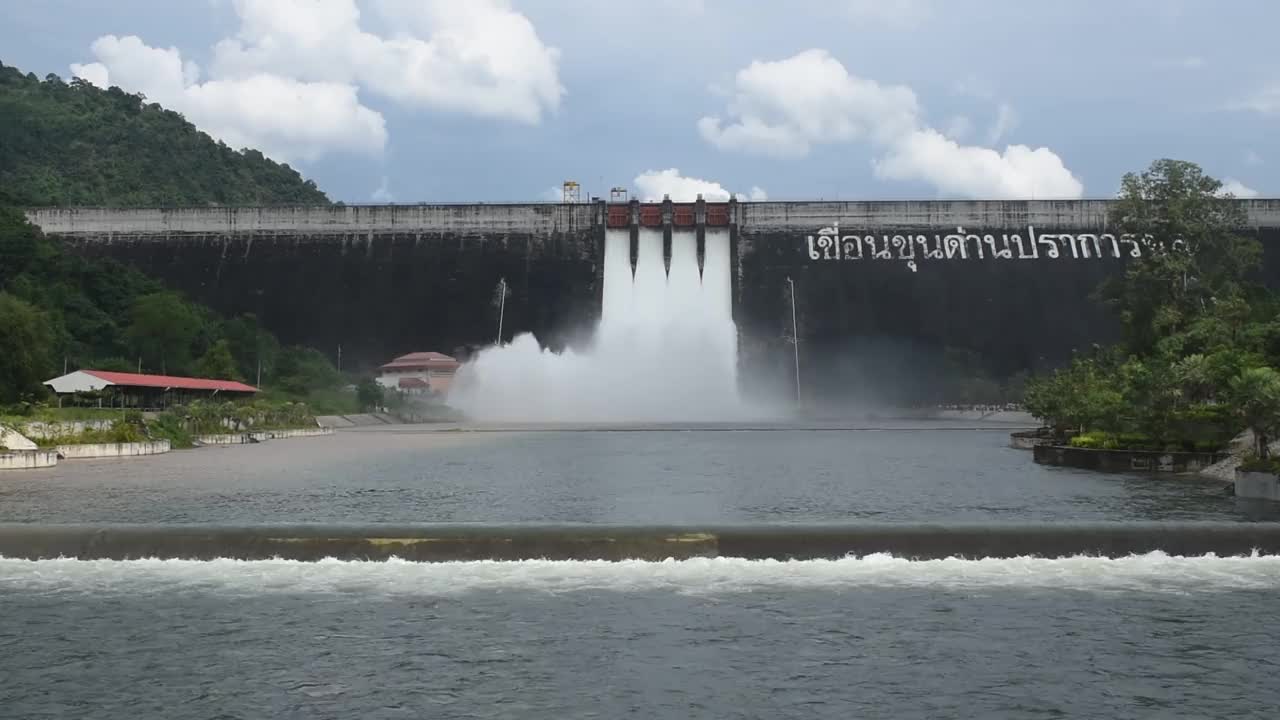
[451,227,753,421]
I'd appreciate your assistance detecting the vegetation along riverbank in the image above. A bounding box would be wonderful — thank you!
[1023,160,1280,490]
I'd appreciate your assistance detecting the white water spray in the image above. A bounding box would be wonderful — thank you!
[4,553,1279,597]
[450,228,750,421]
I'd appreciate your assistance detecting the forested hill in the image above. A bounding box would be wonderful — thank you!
[0,60,330,207]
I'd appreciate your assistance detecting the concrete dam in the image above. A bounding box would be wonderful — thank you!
[26,199,1280,405]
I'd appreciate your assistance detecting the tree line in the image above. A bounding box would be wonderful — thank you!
[1024,159,1280,462]
[0,207,349,408]
[0,61,329,207]
[0,59,357,411]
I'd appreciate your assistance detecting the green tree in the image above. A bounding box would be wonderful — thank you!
[126,291,204,374]
[1230,367,1280,459]
[356,377,384,411]
[0,206,42,287]
[0,292,56,403]
[193,339,244,381]
[1101,159,1261,355]
[1023,354,1125,433]
[0,60,330,207]
[272,346,343,394]
[221,314,280,384]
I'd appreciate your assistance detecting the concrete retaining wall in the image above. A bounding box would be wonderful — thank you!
[55,440,170,459]
[18,420,115,441]
[1235,471,1280,501]
[196,428,332,444]
[1010,430,1052,450]
[0,450,59,470]
[263,427,333,439]
[195,432,268,445]
[0,425,38,450]
[3,522,1280,561]
[1034,444,1225,473]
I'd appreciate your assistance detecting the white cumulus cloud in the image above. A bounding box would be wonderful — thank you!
[698,49,1083,199]
[633,169,764,202]
[875,129,1084,200]
[213,0,563,124]
[70,35,386,163]
[698,49,918,158]
[68,0,561,164]
[1218,178,1260,198]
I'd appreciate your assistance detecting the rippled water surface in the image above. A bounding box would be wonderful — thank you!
[0,425,1270,523]
[3,555,1280,719]
[6,426,1280,718]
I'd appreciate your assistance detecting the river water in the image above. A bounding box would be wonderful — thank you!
[4,426,1280,718]
[0,425,1265,524]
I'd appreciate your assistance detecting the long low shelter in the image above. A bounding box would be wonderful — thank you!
[44,370,258,408]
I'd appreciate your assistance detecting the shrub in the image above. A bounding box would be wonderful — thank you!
[149,412,193,449]
[1238,456,1280,474]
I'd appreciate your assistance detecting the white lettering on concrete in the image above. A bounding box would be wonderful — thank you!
[806,224,1171,272]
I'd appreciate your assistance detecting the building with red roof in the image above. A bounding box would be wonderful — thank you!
[376,352,460,396]
[44,369,258,408]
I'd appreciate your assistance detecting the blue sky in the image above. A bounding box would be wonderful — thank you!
[3,0,1277,203]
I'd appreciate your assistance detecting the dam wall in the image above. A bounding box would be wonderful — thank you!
[27,200,1280,403]
[734,200,1280,405]
[29,204,604,368]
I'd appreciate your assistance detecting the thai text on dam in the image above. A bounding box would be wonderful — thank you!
[806,223,1177,272]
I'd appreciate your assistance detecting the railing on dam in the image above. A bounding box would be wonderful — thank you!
[3,522,1280,562]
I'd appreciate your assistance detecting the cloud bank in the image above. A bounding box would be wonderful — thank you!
[1218,178,1259,198]
[70,0,562,163]
[698,49,1083,199]
[71,35,385,163]
[634,169,766,202]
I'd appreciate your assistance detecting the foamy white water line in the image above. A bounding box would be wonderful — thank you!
[4,554,1280,596]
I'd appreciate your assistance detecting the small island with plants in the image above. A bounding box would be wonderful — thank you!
[1022,160,1280,498]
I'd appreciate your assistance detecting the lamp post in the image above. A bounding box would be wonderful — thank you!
[787,276,801,408]
[496,278,507,346]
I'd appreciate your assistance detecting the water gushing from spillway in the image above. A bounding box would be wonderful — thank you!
[450,228,751,421]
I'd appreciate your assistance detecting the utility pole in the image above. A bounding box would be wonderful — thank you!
[256,357,262,387]
[337,344,342,372]
[496,277,507,346]
[787,276,801,409]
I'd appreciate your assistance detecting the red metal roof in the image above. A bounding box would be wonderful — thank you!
[398,377,429,389]
[380,352,459,370]
[83,370,259,393]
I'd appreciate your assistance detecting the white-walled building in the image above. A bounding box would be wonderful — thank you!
[43,370,258,407]
[376,352,460,396]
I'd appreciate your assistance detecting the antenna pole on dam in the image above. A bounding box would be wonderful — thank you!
[3,523,1280,562]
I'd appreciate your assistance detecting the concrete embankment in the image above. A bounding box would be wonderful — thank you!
[195,427,334,445]
[2,522,1279,561]
[55,440,170,459]
[0,451,59,470]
